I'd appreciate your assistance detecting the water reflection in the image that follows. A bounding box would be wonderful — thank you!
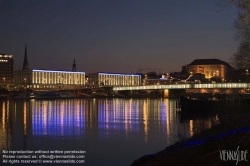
[95,98,175,141]
[32,100,85,136]
[0,98,214,140]
[0,98,216,166]
[0,100,12,151]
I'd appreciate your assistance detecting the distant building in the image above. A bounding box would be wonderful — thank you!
[14,45,85,90]
[170,72,189,80]
[0,54,14,86]
[230,69,250,82]
[168,65,189,81]
[187,59,233,82]
[181,65,188,73]
[144,78,172,85]
[14,69,85,90]
[87,72,141,87]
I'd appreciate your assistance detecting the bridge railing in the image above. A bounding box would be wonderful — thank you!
[113,83,250,91]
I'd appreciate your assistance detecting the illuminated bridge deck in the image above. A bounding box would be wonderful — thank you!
[113,83,250,91]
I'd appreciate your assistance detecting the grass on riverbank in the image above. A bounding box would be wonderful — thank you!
[132,101,250,166]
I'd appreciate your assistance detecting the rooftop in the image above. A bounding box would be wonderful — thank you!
[88,72,141,76]
[189,59,232,68]
[33,69,85,74]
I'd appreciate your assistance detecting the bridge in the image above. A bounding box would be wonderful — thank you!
[113,83,250,97]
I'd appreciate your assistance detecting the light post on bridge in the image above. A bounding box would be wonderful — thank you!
[246,69,249,93]
[246,69,249,83]
[3,77,5,87]
[24,78,26,91]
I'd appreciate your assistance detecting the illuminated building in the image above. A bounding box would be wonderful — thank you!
[14,45,85,90]
[14,69,85,90]
[0,54,14,87]
[87,72,141,87]
[187,59,233,82]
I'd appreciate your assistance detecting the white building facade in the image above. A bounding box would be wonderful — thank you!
[88,72,141,87]
[14,69,85,90]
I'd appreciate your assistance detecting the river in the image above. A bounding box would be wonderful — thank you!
[0,98,216,166]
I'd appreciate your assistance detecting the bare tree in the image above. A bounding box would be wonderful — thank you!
[224,0,250,69]
[234,0,250,43]
[231,42,250,69]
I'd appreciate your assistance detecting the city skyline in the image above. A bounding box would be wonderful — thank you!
[1,0,238,73]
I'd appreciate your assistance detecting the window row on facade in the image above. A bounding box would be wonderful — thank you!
[14,69,86,90]
[88,73,142,86]
[32,70,84,84]
[188,65,220,69]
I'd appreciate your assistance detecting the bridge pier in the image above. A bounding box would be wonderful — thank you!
[164,89,186,98]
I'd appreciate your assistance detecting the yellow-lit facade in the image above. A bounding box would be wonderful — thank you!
[187,59,233,82]
[88,72,141,86]
[14,69,85,90]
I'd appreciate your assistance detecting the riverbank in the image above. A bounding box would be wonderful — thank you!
[132,103,250,166]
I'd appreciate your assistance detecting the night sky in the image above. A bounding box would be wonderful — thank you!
[1,0,238,74]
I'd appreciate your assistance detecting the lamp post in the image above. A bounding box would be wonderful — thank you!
[3,77,5,87]
[246,69,249,93]
[144,75,147,86]
[246,69,249,83]
[24,78,26,91]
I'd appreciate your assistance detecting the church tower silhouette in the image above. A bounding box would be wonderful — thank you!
[72,58,76,72]
[22,44,29,70]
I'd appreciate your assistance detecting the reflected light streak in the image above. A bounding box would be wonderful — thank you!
[14,103,16,121]
[1,101,11,151]
[75,100,80,130]
[125,100,130,136]
[159,99,167,124]
[60,100,65,135]
[165,98,170,143]
[190,120,194,137]
[43,102,48,135]
[7,101,9,119]
[160,98,169,139]
[23,102,27,136]
[129,100,133,131]
[2,101,6,134]
[143,100,148,142]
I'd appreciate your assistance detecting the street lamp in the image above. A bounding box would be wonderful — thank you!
[3,77,5,87]
[24,78,27,91]
[144,75,147,86]
[246,69,249,83]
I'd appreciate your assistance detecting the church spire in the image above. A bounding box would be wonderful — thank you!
[72,58,76,72]
[22,44,29,70]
